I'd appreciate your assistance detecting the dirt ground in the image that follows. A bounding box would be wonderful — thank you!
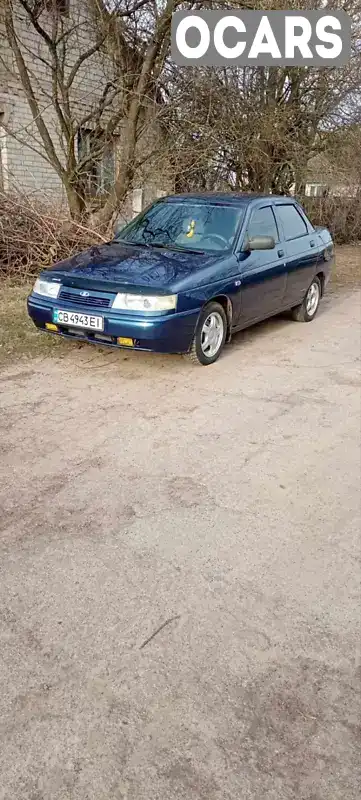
[0,277,360,799]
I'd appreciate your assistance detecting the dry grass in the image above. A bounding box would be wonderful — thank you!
[0,245,360,367]
[332,244,361,288]
[0,285,81,366]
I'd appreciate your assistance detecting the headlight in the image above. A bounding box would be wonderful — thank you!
[33,278,61,299]
[112,293,177,312]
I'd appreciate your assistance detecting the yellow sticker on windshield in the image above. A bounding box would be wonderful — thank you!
[186,219,196,238]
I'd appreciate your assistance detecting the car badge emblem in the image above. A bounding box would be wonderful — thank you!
[80,291,90,297]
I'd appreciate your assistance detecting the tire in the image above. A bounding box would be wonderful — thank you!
[187,302,227,365]
[291,276,321,322]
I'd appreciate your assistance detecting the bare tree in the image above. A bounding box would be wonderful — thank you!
[1,0,179,226]
[1,0,361,228]
[165,0,361,195]
[167,61,361,196]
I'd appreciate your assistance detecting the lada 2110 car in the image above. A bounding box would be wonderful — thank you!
[27,193,334,365]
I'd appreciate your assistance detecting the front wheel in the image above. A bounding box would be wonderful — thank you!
[187,302,227,365]
[291,276,321,322]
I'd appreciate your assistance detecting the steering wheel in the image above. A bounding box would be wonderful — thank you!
[203,234,229,248]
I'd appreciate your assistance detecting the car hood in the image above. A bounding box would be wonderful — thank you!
[47,241,222,293]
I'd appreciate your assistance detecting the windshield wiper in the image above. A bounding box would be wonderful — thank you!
[119,239,204,255]
[118,240,170,250]
[151,242,205,255]
[118,239,151,248]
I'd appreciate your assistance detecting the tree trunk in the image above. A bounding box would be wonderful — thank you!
[65,183,86,220]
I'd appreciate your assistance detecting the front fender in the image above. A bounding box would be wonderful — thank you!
[179,274,242,327]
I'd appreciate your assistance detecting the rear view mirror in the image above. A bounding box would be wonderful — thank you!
[244,235,275,251]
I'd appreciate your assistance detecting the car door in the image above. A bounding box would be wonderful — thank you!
[274,203,320,307]
[236,204,288,325]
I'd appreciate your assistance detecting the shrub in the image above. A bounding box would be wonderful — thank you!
[0,192,106,282]
[302,194,361,245]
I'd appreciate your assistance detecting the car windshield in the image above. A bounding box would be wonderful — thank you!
[116,201,244,253]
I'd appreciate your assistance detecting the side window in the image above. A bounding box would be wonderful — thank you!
[276,204,308,240]
[247,206,278,243]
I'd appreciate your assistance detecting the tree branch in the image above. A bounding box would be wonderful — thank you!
[4,1,66,179]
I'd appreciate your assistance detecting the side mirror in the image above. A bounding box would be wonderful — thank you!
[244,235,275,251]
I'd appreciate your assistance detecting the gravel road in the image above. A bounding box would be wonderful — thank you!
[0,288,360,800]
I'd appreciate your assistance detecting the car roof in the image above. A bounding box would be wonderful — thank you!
[161,192,296,206]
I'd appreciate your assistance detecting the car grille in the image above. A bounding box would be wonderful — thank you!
[60,290,111,308]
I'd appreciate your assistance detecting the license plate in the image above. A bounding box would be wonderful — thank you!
[53,309,104,331]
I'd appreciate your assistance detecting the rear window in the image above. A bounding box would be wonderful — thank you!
[276,204,308,239]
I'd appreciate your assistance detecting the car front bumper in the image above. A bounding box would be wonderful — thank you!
[27,295,199,354]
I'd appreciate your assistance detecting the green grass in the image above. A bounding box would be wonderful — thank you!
[0,244,360,368]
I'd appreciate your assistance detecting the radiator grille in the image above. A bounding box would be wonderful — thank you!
[60,290,111,308]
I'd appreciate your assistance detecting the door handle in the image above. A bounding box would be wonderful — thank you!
[278,249,284,257]
[310,240,315,247]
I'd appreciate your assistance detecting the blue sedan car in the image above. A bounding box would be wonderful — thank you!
[27,193,334,365]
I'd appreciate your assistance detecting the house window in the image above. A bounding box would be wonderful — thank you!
[77,129,116,197]
[43,0,69,16]
[101,142,116,194]
[307,183,328,198]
